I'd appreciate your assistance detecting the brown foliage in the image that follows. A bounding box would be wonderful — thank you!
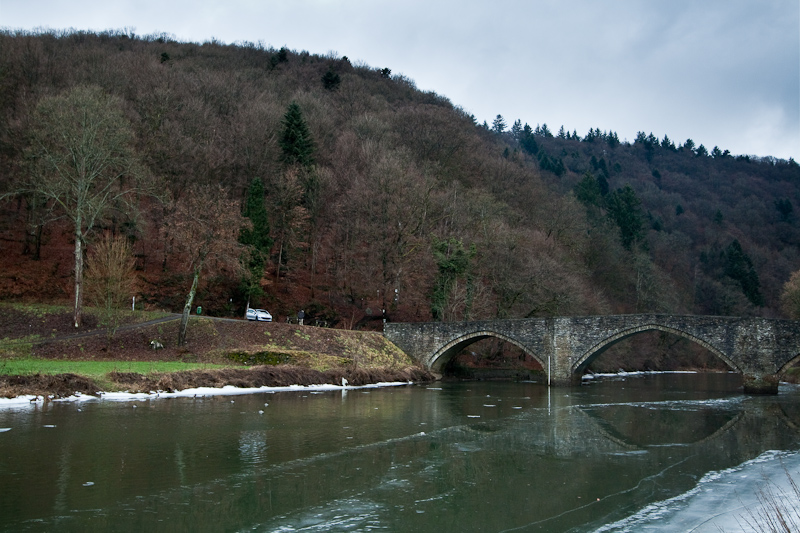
[85,233,139,312]
[0,373,99,398]
[0,29,798,328]
[163,184,247,276]
[781,269,800,319]
[7,84,146,326]
[162,183,248,344]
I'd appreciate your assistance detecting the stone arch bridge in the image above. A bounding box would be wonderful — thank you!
[383,314,800,394]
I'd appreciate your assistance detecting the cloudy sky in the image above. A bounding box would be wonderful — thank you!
[2,0,798,159]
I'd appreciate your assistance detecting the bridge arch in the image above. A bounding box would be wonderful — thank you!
[579,406,744,449]
[428,330,544,374]
[570,324,741,376]
[778,352,800,376]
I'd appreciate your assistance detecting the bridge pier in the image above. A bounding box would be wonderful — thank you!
[743,374,779,395]
[547,374,582,388]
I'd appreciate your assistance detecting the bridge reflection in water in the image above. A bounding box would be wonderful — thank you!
[384,314,800,393]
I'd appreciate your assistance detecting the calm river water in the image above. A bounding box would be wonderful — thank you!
[2,373,800,532]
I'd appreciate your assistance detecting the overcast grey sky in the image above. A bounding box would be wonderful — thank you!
[2,0,798,159]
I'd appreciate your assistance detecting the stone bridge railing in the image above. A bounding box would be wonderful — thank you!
[384,314,800,394]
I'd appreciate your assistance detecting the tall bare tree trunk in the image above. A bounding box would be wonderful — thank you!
[178,269,200,346]
[275,239,284,282]
[310,235,320,299]
[73,228,84,328]
[33,224,43,260]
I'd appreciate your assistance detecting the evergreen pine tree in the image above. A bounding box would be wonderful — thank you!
[606,185,644,250]
[279,102,314,168]
[240,177,273,256]
[430,237,476,321]
[775,198,793,221]
[239,177,273,301]
[519,124,538,155]
[511,119,522,140]
[722,240,764,306]
[492,114,507,134]
[321,66,341,91]
[596,172,609,197]
[277,47,289,63]
[575,172,602,207]
[279,103,318,226]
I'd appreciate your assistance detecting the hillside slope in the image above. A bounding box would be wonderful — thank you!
[0,29,798,331]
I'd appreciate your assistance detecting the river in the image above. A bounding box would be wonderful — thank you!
[1,373,800,532]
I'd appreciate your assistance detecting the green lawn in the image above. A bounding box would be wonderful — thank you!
[0,359,232,377]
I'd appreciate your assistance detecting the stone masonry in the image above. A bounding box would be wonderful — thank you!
[383,314,800,394]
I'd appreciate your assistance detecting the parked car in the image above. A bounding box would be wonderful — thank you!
[246,308,272,322]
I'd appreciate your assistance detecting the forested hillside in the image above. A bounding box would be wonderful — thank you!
[1,30,798,331]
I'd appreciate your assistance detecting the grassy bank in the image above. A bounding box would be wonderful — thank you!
[0,359,229,376]
[0,303,433,398]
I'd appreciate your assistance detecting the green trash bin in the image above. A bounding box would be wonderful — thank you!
[196,306,202,315]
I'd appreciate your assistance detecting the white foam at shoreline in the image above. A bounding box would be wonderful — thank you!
[0,381,413,409]
[582,370,700,380]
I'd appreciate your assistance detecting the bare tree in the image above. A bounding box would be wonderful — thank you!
[84,232,138,336]
[330,146,435,314]
[7,85,145,327]
[271,167,309,282]
[781,269,800,319]
[163,184,248,346]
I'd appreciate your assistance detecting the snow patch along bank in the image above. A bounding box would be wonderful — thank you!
[0,381,414,409]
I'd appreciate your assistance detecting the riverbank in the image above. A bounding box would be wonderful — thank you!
[0,376,425,408]
[0,303,434,399]
[0,365,434,400]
